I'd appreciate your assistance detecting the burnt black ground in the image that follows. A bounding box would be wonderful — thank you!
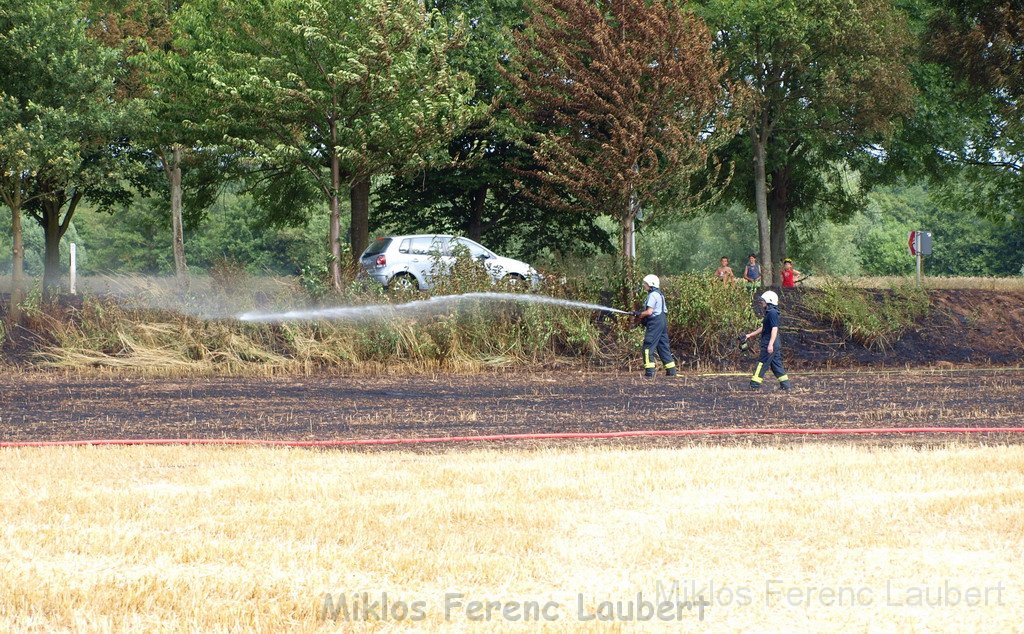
[2,369,1023,447]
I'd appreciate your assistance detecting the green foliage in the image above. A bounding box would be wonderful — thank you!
[1,0,147,288]
[853,187,921,276]
[5,0,1024,297]
[639,205,758,276]
[661,274,760,360]
[853,182,1024,277]
[71,190,332,276]
[698,0,915,282]
[804,278,930,350]
[299,259,333,302]
[634,180,1023,280]
[373,0,617,262]
[183,0,478,270]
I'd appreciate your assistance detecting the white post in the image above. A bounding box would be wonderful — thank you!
[630,217,636,262]
[70,242,77,295]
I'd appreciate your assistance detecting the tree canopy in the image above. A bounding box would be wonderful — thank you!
[503,0,739,285]
[182,0,477,289]
[2,0,1024,305]
[1,0,143,303]
[698,0,916,284]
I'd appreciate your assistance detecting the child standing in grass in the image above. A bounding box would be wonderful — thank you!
[743,254,761,287]
[715,257,736,283]
[781,258,802,289]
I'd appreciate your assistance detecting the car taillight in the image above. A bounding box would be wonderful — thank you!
[376,255,386,266]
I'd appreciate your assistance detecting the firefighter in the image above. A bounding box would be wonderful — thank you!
[742,290,791,390]
[634,274,677,377]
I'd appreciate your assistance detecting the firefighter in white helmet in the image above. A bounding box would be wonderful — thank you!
[742,290,792,390]
[633,274,677,377]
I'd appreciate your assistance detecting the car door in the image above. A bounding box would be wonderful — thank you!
[404,236,437,287]
[453,238,501,280]
[424,237,455,288]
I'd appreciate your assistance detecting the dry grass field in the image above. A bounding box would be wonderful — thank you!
[803,275,1024,291]
[2,444,1022,632]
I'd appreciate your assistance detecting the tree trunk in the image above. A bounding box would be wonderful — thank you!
[165,145,189,287]
[328,131,343,291]
[8,190,25,324]
[350,175,370,264]
[42,205,62,299]
[752,131,773,287]
[768,164,792,277]
[39,190,81,300]
[620,214,636,304]
[467,185,487,242]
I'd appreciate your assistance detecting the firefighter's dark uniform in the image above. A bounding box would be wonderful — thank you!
[750,303,791,389]
[642,288,676,377]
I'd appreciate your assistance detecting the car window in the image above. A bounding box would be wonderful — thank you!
[454,238,491,259]
[430,237,451,256]
[398,238,411,254]
[408,237,435,255]
[362,237,392,257]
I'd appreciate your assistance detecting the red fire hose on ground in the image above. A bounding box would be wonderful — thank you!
[2,426,1023,449]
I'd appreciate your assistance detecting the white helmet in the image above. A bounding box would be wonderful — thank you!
[760,290,779,306]
[642,274,660,288]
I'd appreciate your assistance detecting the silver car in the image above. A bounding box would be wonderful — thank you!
[359,234,540,290]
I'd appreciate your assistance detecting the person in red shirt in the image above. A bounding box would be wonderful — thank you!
[780,258,802,288]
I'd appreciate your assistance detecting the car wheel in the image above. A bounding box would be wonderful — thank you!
[503,273,526,289]
[387,273,419,292]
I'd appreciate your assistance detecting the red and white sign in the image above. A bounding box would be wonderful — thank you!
[908,231,918,256]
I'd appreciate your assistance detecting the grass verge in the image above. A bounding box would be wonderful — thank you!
[3,268,759,375]
[802,278,930,350]
[1,444,1021,631]
[803,275,1024,291]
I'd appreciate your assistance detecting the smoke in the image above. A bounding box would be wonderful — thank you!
[236,292,630,323]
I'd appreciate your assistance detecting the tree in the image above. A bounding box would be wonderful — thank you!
[86,0,225,288]
[698,0,915,285]
[184,0,476,290]
[374,0,613,260]
[930,0,1022,158]
[1,0,140,301]
[0,94,36,322]
[927,0,1023,221]
[503,0,738,287]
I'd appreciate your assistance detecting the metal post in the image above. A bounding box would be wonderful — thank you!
[70,242,77,295]
[916,251,922,288]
